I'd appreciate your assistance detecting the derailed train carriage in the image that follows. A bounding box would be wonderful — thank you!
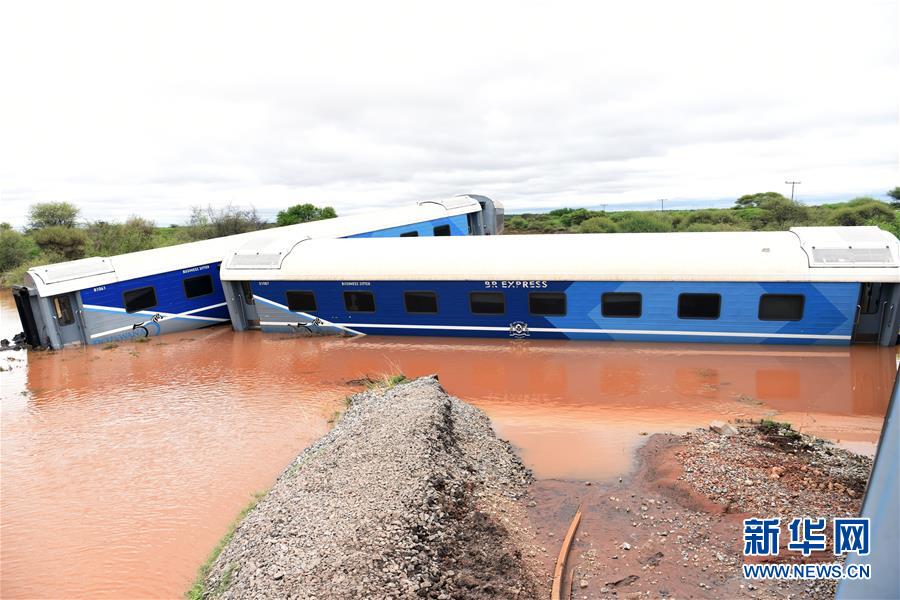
[13,195,504,349]
[220,226,900,346]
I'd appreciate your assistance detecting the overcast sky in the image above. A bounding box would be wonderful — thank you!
[1,1,897,227]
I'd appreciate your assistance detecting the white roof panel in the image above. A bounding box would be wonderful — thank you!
[221,228,900,284]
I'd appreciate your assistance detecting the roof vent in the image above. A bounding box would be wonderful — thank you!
[30,257,115,284]
[226,253,284,269]
[810,247,895,266]
[791,226,899,268]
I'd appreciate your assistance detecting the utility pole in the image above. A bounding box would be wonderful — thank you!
[600,204,607,212]
[785,180,801,201]
[659,198,666,212]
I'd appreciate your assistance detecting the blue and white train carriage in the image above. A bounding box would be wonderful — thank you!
[13,195,504,349]
[220,226,900,346]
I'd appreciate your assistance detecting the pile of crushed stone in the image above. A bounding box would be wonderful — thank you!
[677,421,871,519]
[202,376,542,599]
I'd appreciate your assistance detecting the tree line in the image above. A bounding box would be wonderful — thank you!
[0,202,337,286]
[504,189,900,237]
[2,190,898,287]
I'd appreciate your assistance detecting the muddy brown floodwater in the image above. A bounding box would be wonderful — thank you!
[0,292,895,598]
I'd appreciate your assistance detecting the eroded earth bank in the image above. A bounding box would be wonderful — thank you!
[199,377,870,599]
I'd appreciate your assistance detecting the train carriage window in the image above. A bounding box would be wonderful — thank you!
[183,274,214,299]
[529,292,566,316]
[287,291,317,312]
[400,231,419,237]
[470,292,505,315]
[758,294,804,321]
[52,296,75,325]
[433,224,451,236]
[404,291,438,314]
[123,286,158,313]
[678,293,721,319]
[602,292,642,318]
[344,291,376,312]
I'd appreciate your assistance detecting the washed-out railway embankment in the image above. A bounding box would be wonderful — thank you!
[201,376,545,599]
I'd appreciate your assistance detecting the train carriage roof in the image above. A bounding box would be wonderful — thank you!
[221,226,900,283]
[24,197,483,296]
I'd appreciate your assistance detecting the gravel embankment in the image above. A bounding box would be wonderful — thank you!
[202,376,543,599]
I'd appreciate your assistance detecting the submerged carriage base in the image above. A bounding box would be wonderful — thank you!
[13,196,504,350]
[220,226,900,347]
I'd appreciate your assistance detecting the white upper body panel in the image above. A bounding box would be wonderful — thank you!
[25,197,482,296]
[220,227,900,284]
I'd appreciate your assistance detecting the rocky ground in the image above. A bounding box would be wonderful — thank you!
[202,376,546,599]
[533,421,872,599]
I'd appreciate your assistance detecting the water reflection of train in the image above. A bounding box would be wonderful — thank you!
[222,226,900,346]
[12,196,504,350]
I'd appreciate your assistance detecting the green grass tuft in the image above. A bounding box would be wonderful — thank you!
[365,373,408,391]
[185,490,266,599]
[757,419,793,435]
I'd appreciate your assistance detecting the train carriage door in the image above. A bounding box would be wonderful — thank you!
[240,282,260,328]
[853,283,900,346]
[223,280,259,331]
[50,293,86,346]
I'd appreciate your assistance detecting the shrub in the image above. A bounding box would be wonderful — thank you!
[526,217,567,233]
[680,209,739,229]
[614,212,672,233]
[27,202,80,230]
[558,208,593,228]
[30,226,89,260]
[182,205,266,241]
[827,199,895,226]
[888,186,900,208]
[276,204,337,226]
[87,217,157,255]
[506,216,528,231]
[756,197,811,229]
[578,216,618,233]
[680,223,743,232]
[734,192,788,209]
[0,229,38,271]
